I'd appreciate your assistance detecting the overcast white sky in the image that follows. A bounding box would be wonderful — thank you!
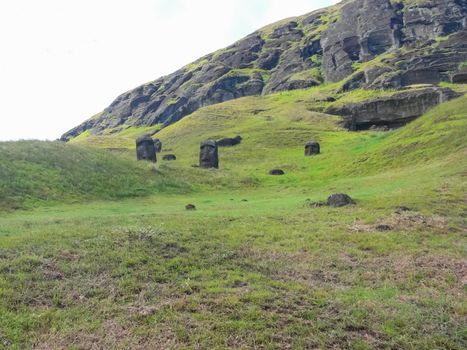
[0,0,339,141]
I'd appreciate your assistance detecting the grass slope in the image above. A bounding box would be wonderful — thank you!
[0,89,466,349]
[72,85,467,203]
[0,141,190,210]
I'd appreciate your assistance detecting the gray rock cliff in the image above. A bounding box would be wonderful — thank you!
[61,0,467,141]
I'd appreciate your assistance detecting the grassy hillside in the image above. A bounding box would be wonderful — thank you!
[0,87,466,348]
[0,141,190,210]
[71,86,467,207]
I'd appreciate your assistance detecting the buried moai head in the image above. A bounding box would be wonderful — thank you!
[199,140,219,168]
[305,141,320,156]
[153,139,162,153]
[136,135,157,162]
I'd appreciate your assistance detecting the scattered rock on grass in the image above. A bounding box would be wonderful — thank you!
[217,135,242,147]
[185,204,196,211]
[327,193,355,207]
[163,154,177,161]
[269,169,285,176]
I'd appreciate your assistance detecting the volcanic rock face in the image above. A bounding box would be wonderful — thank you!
[403,0,466,42]
[292,0,466,93]
[341,30,467,91]
[326,87,461,130]
[452,72,467,84]
[61,0,467,141]
[321,0,402,82]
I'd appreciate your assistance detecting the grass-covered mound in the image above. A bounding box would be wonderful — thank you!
[0,141,190,210]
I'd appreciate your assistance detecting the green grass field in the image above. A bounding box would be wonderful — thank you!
[0,87,466,349]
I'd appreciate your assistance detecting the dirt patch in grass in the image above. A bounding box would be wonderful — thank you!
[393,255,467,289]
[234,245,345,288]
[33,320,177,350]
[386,211,448,231]
[348,210,449,233]
[40,259,64,281]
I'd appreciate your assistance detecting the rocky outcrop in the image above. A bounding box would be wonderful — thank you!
[321,0,402,82]
[61,0,467,141]
[341,31,467,90]
[402,0,467,43]
[452,71,467,84]
[322,0,467,87]
[326,87,461,130]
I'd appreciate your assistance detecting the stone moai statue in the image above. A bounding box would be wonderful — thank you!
[199,140,219,168]
[153,138,162,153]
[305,141,320,156]
[136,135,157,162]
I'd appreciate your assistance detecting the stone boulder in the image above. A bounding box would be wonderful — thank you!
[163,154,177,161]
[136,135,157,162]
[217,135,242,147]
[199,140,219,169]
[305,141,320,156]
[327,193,355,207]
[269,169,285,176]
[185,204,196,211]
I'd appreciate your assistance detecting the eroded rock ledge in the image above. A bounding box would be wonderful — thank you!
[326,87,462,130]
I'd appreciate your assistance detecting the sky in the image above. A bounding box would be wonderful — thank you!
[0,0,339,141]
